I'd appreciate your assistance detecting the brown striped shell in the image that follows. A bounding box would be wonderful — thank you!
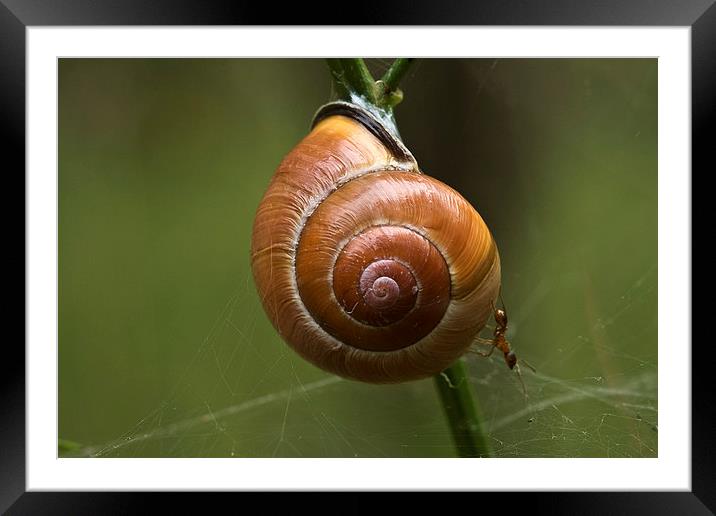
[250,102,501,383]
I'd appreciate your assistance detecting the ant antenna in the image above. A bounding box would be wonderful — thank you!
[498,291,508,317]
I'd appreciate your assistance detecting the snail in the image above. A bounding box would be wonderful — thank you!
[250,100,501,383]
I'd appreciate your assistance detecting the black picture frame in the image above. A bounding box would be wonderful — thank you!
[4,1,708,513]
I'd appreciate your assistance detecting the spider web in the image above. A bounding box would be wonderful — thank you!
[67,264,657,459]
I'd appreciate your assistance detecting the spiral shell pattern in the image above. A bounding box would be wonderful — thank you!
[251,103,501,383]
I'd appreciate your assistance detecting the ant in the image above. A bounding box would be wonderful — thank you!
[470,295,536,397]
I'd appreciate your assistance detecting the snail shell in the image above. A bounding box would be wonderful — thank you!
[251,101,501,383]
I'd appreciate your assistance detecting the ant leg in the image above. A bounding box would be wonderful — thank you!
[470,340,498,358]
[520,359,537,374]
[514,364,529,401]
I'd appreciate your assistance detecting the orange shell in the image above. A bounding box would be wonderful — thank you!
[251,110,500,383]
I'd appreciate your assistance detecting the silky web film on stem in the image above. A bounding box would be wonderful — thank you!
[58,58,658,459]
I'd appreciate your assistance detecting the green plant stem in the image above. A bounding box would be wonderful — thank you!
[325,59,492,458]
[325,58,414,111]
[380,58,414,92]
[326,58,378,103]
[434,359,493,457]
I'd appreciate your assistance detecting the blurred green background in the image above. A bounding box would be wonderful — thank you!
[59,59,657,458]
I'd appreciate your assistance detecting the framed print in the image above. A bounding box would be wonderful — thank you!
[5,0,709,513]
